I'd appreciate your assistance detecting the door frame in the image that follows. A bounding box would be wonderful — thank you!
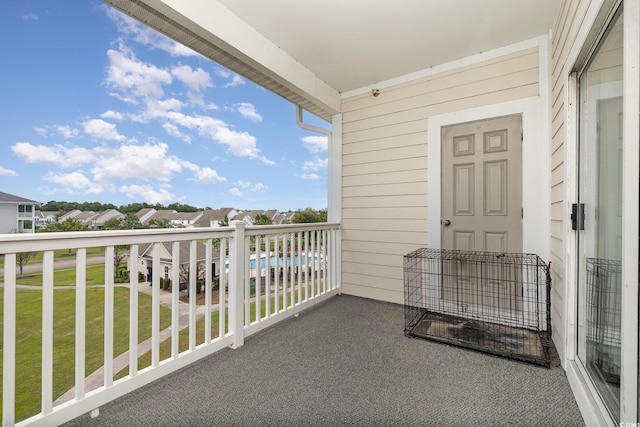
[427,96,549,259]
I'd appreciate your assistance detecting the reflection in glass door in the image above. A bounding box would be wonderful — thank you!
[576,6,623,423]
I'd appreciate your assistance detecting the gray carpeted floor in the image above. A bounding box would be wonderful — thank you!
[64,295,584,426]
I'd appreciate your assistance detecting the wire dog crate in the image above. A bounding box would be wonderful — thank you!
[404,248,552,367]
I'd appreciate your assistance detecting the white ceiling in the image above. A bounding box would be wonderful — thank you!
[217,0,561,94]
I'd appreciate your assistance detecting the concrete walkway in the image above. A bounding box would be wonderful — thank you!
[54,283,220,405]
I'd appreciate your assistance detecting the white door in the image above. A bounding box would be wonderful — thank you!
[439,115,523,317]
[441,115,523,253]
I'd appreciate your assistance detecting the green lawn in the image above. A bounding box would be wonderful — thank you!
[1,247,105,267]
[0,287,171,423]
[14,263,107,287]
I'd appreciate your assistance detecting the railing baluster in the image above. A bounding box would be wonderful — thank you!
[257,235,262,322]
[265,234,271,319]
[152,242,161,367]
[3,253,16,426]
[42,250,54,414]
[171,241,180,359]
[274,234,280,314]
[205,238,212,343]
[128,245,139,376]
[189,240,197,351]
[244,235,251,326]
[104,246,114,388]
[297,232,302,305]
[220,238,227,338]
[283,233,288,310]
[75,248,87,399]
[304,230,309,301]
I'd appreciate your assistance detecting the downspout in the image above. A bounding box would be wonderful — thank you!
[296,105,332,140]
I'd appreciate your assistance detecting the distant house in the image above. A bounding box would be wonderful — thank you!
[58,209,125,230]
[89,209,125,230]
[0,191,39,233]
[192,207,237,228]
[34,210,58,229]
[140,209,203,228]
[135,241,221,285]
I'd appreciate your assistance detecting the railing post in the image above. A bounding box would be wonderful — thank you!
[229,220,246,349]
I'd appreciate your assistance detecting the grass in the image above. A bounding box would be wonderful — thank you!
[0,287,172,423]
[1,247,105,267]
[15,263,107,286]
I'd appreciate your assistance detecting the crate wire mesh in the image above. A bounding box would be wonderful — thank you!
[404,248,552,367]
[585,258,621,385]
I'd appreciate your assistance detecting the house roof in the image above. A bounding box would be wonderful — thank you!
[147,210,202,222]
[192,209,225,227]
[0,191,39,204]
[104,0,560,121]
[139,241,219,263]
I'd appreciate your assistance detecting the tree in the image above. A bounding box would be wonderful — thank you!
[219,215,229,227]
[292,208,327,223]
[254,214,272,225]
[103,213,145,230]
[39,217,89,232]
[147,218,174,229]
[9,229,35,277]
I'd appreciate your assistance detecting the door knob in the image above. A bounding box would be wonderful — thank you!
[442,219,451,226]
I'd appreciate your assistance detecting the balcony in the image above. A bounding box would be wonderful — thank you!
[1,223,583,426]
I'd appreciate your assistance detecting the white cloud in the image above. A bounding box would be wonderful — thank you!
[45,172,104,194]
[104,6,199,57]
[229,187,243,197]
[23,13,38,21]
[224,74,245,88]
[11,142,93,167]
[32,125,80,139]
[82,119,127,141]
[171,64,212,92]
[215,68,231,79]
[301,173,320,180]
[91,142,182,183]
[162,123,191,143]
[100,110,124,120]
[301,135,328,153]
[120,184,177,204]
[191,167,226,183]
[105,47,172,102]
[144,110,274,164]
[0,166,17,176]
[234,180,264,192]
[235,103,262,122]
[302,158,328,171]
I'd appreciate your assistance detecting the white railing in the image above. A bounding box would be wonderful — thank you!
[1,221,340,426]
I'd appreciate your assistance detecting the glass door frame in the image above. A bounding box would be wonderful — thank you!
[567,0,639,424]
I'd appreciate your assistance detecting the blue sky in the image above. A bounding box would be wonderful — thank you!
[0,1,330,211]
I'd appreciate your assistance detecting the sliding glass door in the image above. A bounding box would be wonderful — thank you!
[576,5,623,423]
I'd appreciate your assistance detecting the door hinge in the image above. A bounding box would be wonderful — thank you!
[521,130,523,142]
[571,203,585,230]
[521,208,523,219]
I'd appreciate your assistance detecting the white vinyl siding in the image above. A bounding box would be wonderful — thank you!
[549,0,592,362]
[341,47,540,304]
